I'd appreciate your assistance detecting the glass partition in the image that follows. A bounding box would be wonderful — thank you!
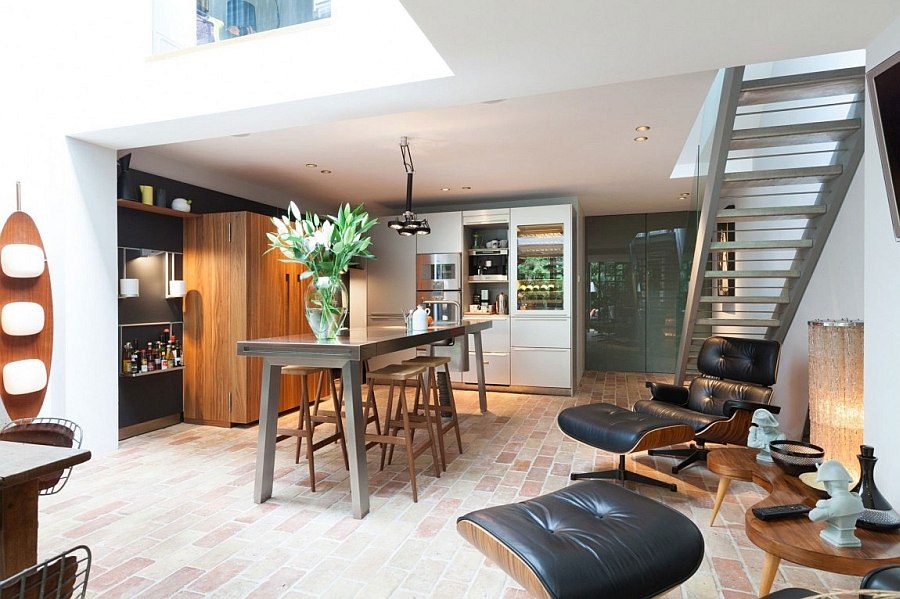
[585,211,697,373]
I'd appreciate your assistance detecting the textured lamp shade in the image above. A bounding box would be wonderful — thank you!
[1,301,45,336]
[119,278,139,297]
[1,243,46,278]
[808,320,864,482]
[2,358,48,395]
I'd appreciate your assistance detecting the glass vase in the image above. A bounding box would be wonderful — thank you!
[850,445,900,531]
[304,276,348,340]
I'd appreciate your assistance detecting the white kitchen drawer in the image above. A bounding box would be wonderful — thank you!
[510,347,571,388]
[467,317,509,353]
[463,352,510,386]
[510,317,570,348]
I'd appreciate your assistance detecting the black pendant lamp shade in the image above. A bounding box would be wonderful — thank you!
[388,137,430,236]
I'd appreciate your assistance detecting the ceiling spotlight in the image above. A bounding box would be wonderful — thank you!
[635,125,651,132]
[441,187,450,192]
[462,186,472,190]
[231,133,251,138]
[634,136,649,142]
[320,169,332,174]
[305,163,318,168]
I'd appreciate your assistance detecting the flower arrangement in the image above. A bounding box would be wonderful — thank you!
[268,201,377,338]
[268,201,377,279]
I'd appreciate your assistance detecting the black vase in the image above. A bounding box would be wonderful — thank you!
[851,445,900,531]
[117,154,138,201]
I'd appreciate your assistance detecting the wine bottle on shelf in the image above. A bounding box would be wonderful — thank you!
[140,350,148,373]
[165,343,175,369]
[122,342,132,374]
[146,343,155,372]
[130,350,139,374]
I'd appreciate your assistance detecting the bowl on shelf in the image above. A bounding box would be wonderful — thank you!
[769,440,825,476]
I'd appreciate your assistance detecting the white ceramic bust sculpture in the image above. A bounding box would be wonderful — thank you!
[808,460,864,548]
[747,409,785,462]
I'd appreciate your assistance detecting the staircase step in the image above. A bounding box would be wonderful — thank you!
[730,119,861,150]
[700,295,789,304]
[717,205,826,221]
[705,269,800,278]
[709,239,813,250]
[738,67,865,106]
[696,318,780,327]
[722,165,842,189]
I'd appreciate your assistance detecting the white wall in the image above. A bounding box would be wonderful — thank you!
[776,168,864,439]
[864,15,900,506]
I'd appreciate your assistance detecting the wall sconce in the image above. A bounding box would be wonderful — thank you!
[1,243,46,278]
[808,319,864,481]
[165,251,185,298]
[2,358,48,395]
[1,302,45,336]
[119,247,139,298]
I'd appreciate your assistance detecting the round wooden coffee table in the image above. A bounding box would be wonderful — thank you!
[708,447,900,597]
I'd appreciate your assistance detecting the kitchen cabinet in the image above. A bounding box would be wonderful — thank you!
[509,204,574,391]
[183,211,306,426]
[416,211,463,254]
[365,221,416,369]
[461,315,510,386]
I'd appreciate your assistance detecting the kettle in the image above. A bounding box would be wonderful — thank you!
[411,304,430,331]
[495,293,508,315]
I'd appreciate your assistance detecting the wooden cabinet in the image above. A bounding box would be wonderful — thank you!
[183,211,307,426]
[416,211,463,254]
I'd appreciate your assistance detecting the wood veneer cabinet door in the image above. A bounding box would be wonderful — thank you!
[183,212,304,427]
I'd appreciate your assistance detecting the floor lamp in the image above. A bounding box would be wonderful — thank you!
[807,319,864,482]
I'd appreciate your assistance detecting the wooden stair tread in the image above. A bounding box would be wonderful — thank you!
[717,205,826,221]
[709,239,813,250]
[696,318,780,327]
[705,269,800,278]
[722,165,842,188]
[738,67,865,106]
[700,295,789,304]
[730,119,861,150]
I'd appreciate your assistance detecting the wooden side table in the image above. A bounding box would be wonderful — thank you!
[708,447,900,597]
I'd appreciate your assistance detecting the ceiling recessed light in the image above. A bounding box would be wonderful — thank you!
[305,163,318,168]
[635,125,651,132]
[461,186,472,190]
[482,99,507,104]
[320,169,332,174]
[441,187,450,192]
[634,136,649,142]
[231,133,251,138]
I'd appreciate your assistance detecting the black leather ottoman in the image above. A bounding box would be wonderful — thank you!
[457,481,705,598]
[558,403,695,491]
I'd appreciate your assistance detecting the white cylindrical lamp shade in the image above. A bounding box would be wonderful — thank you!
[169,280,186,297]
[1,244,45,278]
[1,302,45,336]
[3,358,48,395]
[808,319,864,482]
[120,278,140,297]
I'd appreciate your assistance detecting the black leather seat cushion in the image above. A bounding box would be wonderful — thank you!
[558,403,692,453]
[632,398,725,433]
[457,481,705,598]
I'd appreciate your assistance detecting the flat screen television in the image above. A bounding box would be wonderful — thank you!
[868,49,900,240]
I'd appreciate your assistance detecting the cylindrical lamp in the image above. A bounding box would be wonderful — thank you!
[808,319,864,482]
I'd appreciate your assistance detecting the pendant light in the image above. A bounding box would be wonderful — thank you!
[388,136,430,236]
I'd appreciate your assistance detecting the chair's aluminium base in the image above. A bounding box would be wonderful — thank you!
[648,444,709,474]
[570,454,677,491]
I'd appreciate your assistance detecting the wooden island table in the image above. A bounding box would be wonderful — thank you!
[237,320,491,519]
[0,440,91,577]
[708,447,900,597]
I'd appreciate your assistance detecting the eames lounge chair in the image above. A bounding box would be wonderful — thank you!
[634,335,781,473]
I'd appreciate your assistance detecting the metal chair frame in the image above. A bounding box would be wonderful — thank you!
[0,417,84,495]
[0,545,91,599]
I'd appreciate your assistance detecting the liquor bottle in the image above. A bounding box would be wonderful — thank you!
[165,343,175,369]
[130,349,140,374]
[170,336,181,367]
[146,343,156,372]
[122,342,132,374]
[140,349,148,372]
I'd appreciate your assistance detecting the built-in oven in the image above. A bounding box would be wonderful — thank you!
[416,253,461,292]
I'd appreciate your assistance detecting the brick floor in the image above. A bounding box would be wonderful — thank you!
[36,372,861,597]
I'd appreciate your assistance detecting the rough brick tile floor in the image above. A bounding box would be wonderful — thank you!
[37,372,860,597]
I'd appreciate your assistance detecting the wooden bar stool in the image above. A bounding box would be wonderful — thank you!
[276,366,349,492]
[363,363,441,502]
[402,355,463,471]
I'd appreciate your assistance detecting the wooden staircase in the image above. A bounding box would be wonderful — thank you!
[675,66,865,381]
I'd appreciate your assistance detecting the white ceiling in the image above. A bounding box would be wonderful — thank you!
[123,1,900,217]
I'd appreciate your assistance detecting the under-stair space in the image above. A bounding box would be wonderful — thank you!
[676,66,865,381]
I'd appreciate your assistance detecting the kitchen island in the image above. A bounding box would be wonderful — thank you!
[237,320,491,519]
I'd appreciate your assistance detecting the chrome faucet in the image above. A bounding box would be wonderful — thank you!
[421,299,462,326]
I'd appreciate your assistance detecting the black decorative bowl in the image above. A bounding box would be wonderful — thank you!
[769,440,825,476]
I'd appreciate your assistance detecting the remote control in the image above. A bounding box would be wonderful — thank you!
[752,504,812,521]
